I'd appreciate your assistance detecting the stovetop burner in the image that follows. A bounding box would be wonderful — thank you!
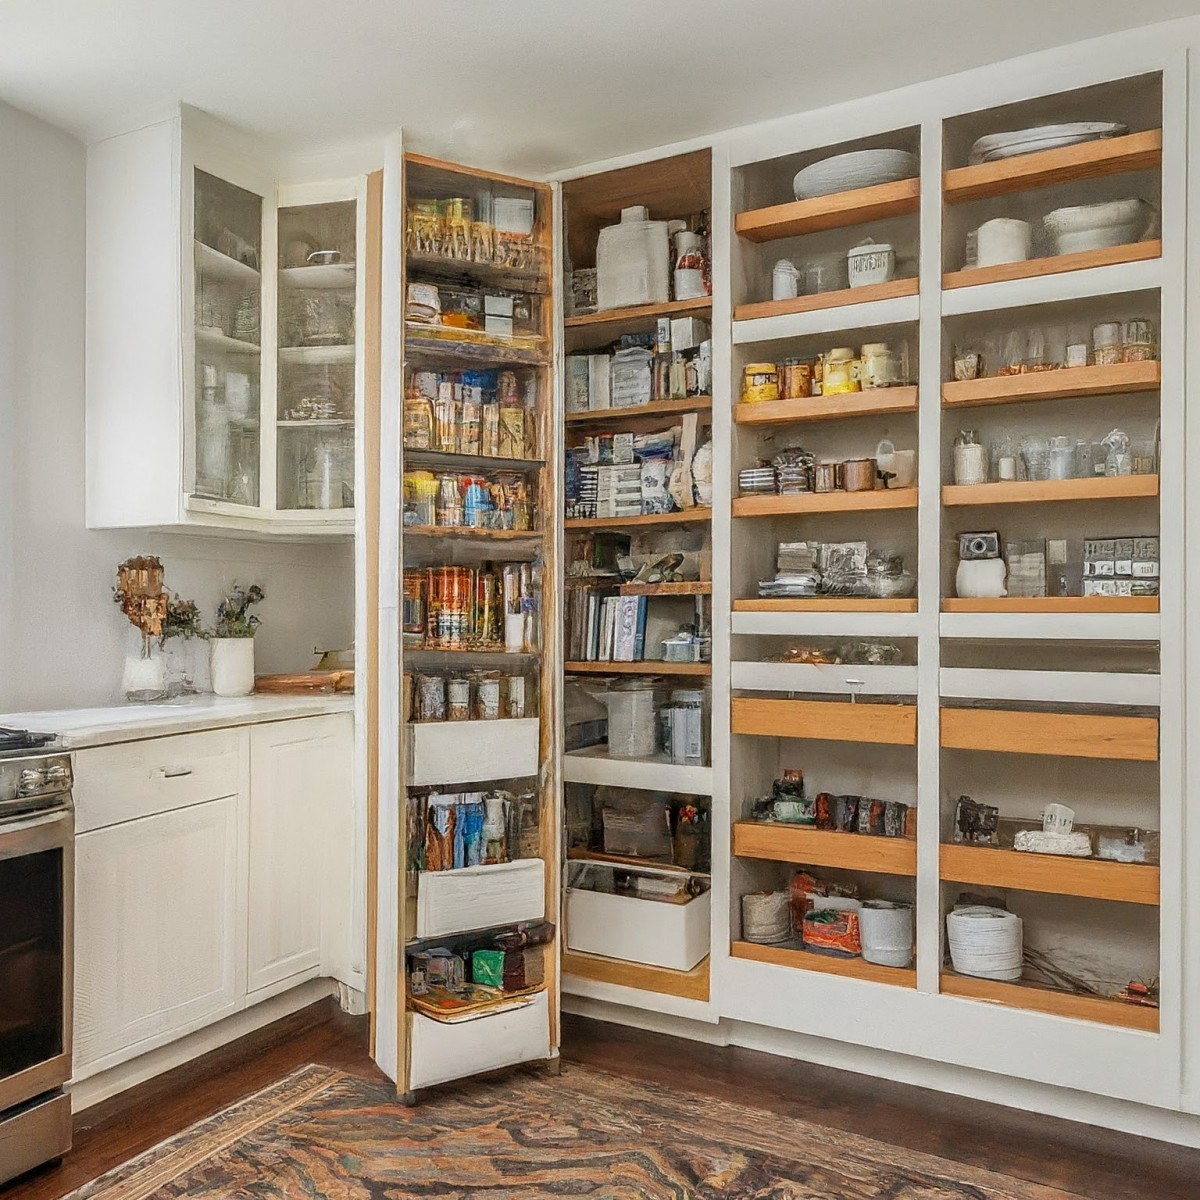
[0,727,57,756]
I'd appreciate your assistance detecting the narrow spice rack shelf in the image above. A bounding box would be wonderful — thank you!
[940,706,1159,762]
[941,596,1159,614]
[735,386,918,426]
[733,489,917,518]
[940,844,1159,906]
[943,129,1163,205]
[566,396,713,426]
[565,508,712,531]
[732,696,917,746]
[732,941,916,989]
[943,240,1161,291]
[942,360,1160,408]
[735,177,920,242]
[942,475,1159,506]
[733,598,917,613]
[564,660,711,677]
[560,949,710,1002]
[734,277,917,323]
[733,821,916,875]
[939,972,1159,1032]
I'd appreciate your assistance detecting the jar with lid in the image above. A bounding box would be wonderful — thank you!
[823,348,861,395]
[952,429,988,486]
[1122,318,1156,363]
[1093,321,1122,367]
[426,566,474,649]
[673,230,709,301]
[781,358,813,400]
[403,382,434,449]
[1048,435,1075,480]
[860,343,899,390]
[741,362,779,405]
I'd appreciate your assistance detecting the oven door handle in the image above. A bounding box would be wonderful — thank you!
[0,806,73,858]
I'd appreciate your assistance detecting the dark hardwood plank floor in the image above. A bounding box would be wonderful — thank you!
[6,1000,1198,1200]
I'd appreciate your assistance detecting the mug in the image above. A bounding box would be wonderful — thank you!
[974,218,1032,268]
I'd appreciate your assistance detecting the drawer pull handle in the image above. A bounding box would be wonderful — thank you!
[162,767,194,779]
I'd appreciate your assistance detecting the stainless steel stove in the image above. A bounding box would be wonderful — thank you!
[0,733,73,1183]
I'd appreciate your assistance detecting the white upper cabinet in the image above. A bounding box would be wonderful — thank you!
[85,108,362,536]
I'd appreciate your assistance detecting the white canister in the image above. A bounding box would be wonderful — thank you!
[605,684,658,760]
[859,901,914,968]
[974,218,1032,268]
[952,441,988,486]
[771,258,801,301]
[741,890,792,944]
[209,637,255,697]
[946,906,1023,981]
[673,231,707,301]
[846,238,896,288]
[956,558,1007,599]
[1042,802,1076,834]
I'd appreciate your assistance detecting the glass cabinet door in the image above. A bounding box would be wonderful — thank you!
[276,199,357,512]
[192,168,263,507]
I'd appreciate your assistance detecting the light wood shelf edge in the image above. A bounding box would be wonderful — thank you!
[942,361,1160,407]
[735,386,918,425]
[940,706,1159,762]
[565,296,712,329]
[733,598,917,613]
[733,489,918,517]
[564,660,712,676]
[733,821,916,875]
[734,277,918,323]
[565,508,713,530]
[732,695,918,746]
[943,240,1161,291]
[732,941,916,988]
[940,844,1160,905]
[566,396,713,425]
[735,178,920,242]
[942,476,1159,506]
[941,597,1158,614]
[940,972,1159,1031]
[561,949,710,1001]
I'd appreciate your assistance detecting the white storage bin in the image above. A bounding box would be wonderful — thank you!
[566,880,710,971]
[415,858,545,939]
[596,217,669,311]
[406,718,539,786]
[408,990,550,1090]
[730,662,918,698]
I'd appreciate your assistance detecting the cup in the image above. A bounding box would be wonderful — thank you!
[975,218,1032,268]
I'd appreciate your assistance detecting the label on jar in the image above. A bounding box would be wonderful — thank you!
[477,677,501,720]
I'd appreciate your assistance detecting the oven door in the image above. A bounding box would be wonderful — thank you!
[0,805,73,1111]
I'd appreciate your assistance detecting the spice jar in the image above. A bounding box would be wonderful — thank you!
[741,362,779,404]
[952,430,988,486]
[823,348,861,395]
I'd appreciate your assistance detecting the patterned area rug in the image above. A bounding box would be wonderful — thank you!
[69,1062,1077,1200]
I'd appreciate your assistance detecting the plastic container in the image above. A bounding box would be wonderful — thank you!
[859,901,914,967]
[946,906,1023,981]
[605,683,658,759]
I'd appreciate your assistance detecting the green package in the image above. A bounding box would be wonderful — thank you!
[472,949,505,988]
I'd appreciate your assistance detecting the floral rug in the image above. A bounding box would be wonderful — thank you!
[69,1062,1078,1200]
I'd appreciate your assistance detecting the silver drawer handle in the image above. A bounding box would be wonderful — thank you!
[161,767,194,779]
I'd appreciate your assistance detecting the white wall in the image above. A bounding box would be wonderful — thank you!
[0,101,354,713]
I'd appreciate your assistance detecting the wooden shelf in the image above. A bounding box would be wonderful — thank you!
[736,386,917,426]
[561,949,710,1002]
[564,297,712,350]
[940,706,1158,762]
[404,251,549,296]
[943,240,1161,291]
[940,972,1158,1032]
[566,396,712,426]
[942,361,1160,408]
[736,178,920,243]
[734,597,916,613]
[732,695,917,746]
[195,328,259,355]
[403,525,543,541]
[279,344,355,365]
[942,475,1158,507]
[734,488,917,518]
[567,847,706,876]
[940,844,1159,905]
[404,325,548,367]
[564,660,711,677]
[565,508,712,531]
[732,941,916,988]
[941,596,1158,614]
[734,277,917,324]
[403,449,544,473]
[733,821,916,875]
[943,130,1163,205]
[619,580,711,596]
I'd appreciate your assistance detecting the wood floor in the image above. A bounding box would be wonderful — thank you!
[7,999,1199,1200]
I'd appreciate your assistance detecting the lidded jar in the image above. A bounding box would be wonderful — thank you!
[823,347,861,395]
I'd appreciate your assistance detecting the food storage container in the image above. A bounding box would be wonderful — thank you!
[846,237,895,288]
[741,362,780,404]
[823,348,860,394]
[860,342,899,389]
[842,458,878,492]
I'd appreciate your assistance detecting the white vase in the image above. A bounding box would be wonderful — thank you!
[122,647,167,703]
[209,637,255,697]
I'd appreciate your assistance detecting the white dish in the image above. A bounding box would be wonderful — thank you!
[968,121,1126,164]
[1043,197,1157,255]
[793,149,917,200]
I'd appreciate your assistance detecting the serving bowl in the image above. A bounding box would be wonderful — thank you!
[1043,198,1157,255]
[793,149,917,200]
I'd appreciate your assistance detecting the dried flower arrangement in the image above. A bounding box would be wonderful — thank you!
[212,584,266,638]
[113,556,170,651]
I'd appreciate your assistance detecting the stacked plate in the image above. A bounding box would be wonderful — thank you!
[739,466,777,494]
[946,905,1023,981]
[793,149,917,200]
[967,121,1127,165]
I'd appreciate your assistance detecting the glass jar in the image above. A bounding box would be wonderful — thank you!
[1048,435,1075,480]
[1093,321,1122,367]
[435,473,464,527]
[402,569,427,647]
[426,566,474,649]
[952,429,988,486]
[860,343,899,389]
[1122,318,1156,363]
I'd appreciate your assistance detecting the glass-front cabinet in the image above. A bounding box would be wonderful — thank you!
[85,108,362,536]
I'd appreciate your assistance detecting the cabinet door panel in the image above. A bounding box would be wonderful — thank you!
[73,798,241,1077]
[247,716,351,992]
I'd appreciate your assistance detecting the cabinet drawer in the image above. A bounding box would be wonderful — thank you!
[75,728,244,833]
[415,859,545,940]
[406,718,539,786]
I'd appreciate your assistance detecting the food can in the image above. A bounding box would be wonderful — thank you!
[475,673,502,720]
[741,362,780,405]
[447,676,471,721]
[505,675,527,719]
[781,358,814,400]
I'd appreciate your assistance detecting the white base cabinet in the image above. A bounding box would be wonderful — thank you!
[71,712,354,1085]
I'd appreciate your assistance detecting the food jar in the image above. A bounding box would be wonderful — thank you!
[771,259,801,302]
[860,343,899,389]
[741,362,780,404]
[781,358,814,400]
[823,348,861,394]
[1093,321,1122,367]
[446,676,471,721]
[842,458,878,492]
[402,569,427,646]
[1122,318,1156,363]
[953,430,988,486]
[846,238,896,288]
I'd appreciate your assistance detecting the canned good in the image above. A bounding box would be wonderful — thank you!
[447,676,471,721]
[741,362,779,405]
[416,673,446,722]
[505,675,527,719]
[781,358,814,400]
[474,672,502,720]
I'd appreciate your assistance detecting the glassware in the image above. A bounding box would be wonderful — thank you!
[1093,321,1122,367]
[1101,428,1132,476]
[1131,438,1158,475]
[1020,437,1050,481]
[1122,318,1156,363]
[1065,323,1090,368]
[1048,435,1075,480]
[991,433,1018,482]
[953,429,988,486]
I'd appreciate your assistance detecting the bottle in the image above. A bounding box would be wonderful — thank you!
[402,382,434,449]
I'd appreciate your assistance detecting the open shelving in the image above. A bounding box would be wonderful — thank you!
[942,475,1158,506]
[563,660,711,677]
[940,706,1158,760]
[733,822,916,874]
[732,696,917,745]
[939,973,1158,1032]
[565,396,713,425]
[941,596,1158,614]
[562,949,711,1002]
[942,360,1160,408]
[736,178,920,242]
[733,278,918,324]
[942,239,1161,291]
[735,387,918,426]
[564,508,712,531]
[733,489,917,518]
[732,941,917,988]
[733,597,917,613]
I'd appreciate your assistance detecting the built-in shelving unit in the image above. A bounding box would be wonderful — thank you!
[733,489,918,517]
[939,973,1159,1032]
[943,239,1161,291]
[941,476,1158,506]
[733,597,917,613]
[734,822,916,874]
[732,941,917,988]
[735,178,920,242]
[940,705,1158,760]
[562,660,711,677]
[732,696,918,745]
[942,361,1160,408]
[733,277,918,323]
[565,396,713,425]
[735,387,918,426]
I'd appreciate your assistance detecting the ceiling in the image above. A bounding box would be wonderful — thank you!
[0,0,1194,176]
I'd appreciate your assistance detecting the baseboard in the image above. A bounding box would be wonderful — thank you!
[561,995,731,1046]
[69,978,338,1112]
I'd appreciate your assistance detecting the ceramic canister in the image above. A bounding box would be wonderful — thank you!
[859,900,914,968]
[846,237,896,288]
[974,218,1031,267]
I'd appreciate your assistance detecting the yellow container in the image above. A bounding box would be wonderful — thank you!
[823,348,861,395]
[741,362,780,404]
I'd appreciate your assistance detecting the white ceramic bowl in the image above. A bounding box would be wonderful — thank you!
[793,149,917,200]
[846,239,895,288]
[1043,198,1156,254]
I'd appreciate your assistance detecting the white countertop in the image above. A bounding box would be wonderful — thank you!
[0,693,354,749]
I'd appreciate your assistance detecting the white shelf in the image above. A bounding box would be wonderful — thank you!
[732,661,918,697]
[940,256,1162,317]
[731,609,920,638]
[279,344,355,365]
[195,327,259,355]
[194,240,260,283]
[732,291,919,345]
[939,610,1161,642]
[940,667,1160,708]
[279,263,356,290]
[563,746,712,795]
